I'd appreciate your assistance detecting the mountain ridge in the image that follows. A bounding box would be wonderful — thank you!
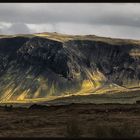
[0,32,140,103]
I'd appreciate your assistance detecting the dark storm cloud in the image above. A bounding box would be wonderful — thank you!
[0,3,140,39]
[0,3,139,26]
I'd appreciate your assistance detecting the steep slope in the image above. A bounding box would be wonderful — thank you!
[0,33,140,103]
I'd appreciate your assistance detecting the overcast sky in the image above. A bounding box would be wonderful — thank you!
[0,3,140,39]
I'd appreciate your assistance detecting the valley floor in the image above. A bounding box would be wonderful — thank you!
[0,103,140,138]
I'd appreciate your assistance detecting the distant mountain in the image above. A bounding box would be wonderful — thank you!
[0,32,140,103]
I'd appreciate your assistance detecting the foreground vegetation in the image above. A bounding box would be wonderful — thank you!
[0,103,140,138]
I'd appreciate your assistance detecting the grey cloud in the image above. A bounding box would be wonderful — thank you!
[0,3,140,39]
[50,23,140,40]
[8,23,30,34]
[1,23,30,34]
[0,3,139,26]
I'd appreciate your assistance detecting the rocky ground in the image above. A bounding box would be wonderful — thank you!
[0,103,140,138]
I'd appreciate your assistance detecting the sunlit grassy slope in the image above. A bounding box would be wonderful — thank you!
[35,32,140,45]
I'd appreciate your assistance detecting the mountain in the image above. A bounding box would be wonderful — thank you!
[0,32,140,103]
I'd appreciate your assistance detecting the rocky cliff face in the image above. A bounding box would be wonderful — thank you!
[0,33,140,102]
